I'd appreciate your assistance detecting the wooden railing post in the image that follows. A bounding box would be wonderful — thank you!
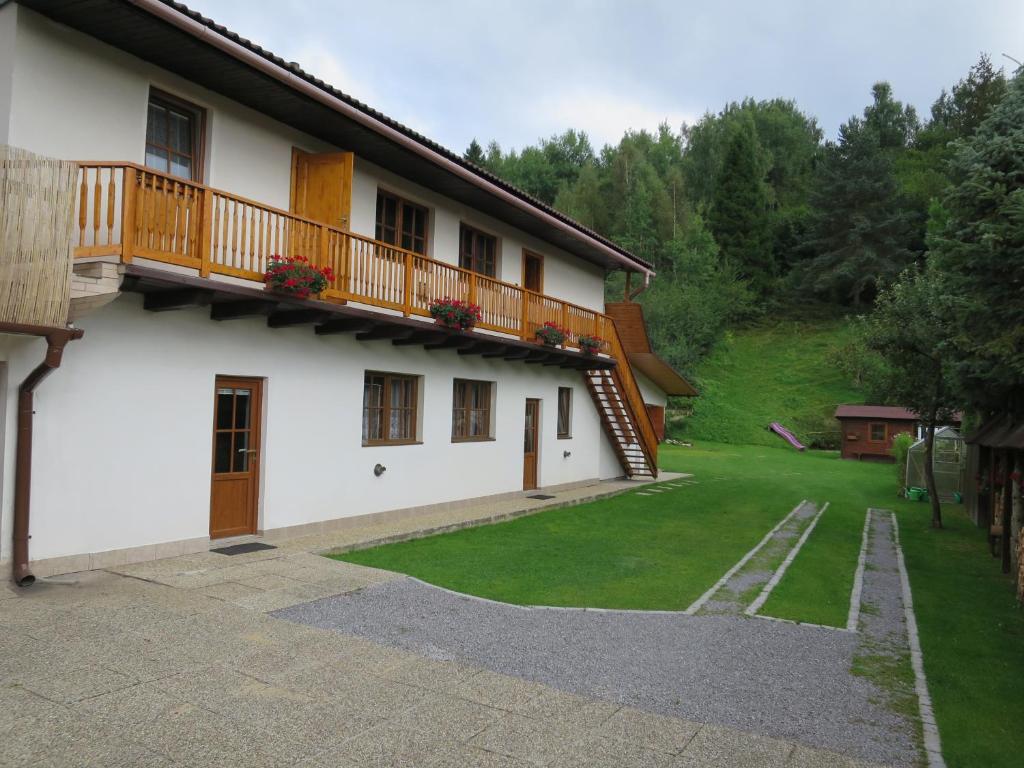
[199,187,212,277]
[403,251,414,316]
[468,272,477,307]
[520,291,530,341]
[120,166,136,264]
[318,224,329,273]
[561,304,570,345]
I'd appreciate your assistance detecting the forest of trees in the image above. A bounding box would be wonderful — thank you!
[462,55,1013,381]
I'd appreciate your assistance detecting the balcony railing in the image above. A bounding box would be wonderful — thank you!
[72,162,611,351]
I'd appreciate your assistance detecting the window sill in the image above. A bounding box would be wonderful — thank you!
[451,436,496,443]
[557,434,572,440]
[362,440,423,447]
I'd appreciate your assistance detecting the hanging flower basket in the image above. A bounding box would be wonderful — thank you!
[535,321,567,347]
[429,297,482,331]
[578,333,603,355]
[264,255,334,299]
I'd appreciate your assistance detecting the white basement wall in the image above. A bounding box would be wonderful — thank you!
[0,296,609,564]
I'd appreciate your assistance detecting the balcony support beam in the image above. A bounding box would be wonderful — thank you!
[315,318,375,335]
[424,335,476,351]
[210,299,277,321]
[355,326,415,342]
[392,330,447,347]
[458,342,508,357]
[267,309,331,328]
[143,289,210,312]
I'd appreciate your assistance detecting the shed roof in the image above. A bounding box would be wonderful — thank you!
[966,414,1024,449]
[834,405,921,421]
[17,0,651,275]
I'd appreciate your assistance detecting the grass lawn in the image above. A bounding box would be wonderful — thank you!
[680,319,865,447]
[335,440,1024,766]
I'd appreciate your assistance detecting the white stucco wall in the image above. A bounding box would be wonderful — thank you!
[0,4,16,146]
[0,297,610,563]
[635,370,668,408]
[6,7,606,309]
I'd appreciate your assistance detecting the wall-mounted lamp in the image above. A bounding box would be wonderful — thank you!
[563,451,571,458]
[374,463,387,477]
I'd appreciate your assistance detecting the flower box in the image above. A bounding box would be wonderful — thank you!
[535,321,567,347]
[429,297,482,331]
[264,255,334,299]
[578,333,603,355]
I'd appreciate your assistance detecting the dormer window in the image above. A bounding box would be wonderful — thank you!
[145,90,204,182]
[459,223,497,277]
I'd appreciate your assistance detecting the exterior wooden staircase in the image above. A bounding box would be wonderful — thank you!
[585,316,658,479]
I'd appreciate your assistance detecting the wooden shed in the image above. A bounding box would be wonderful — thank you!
[835,405,922,461]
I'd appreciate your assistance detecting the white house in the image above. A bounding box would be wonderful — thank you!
[0,0,694,584]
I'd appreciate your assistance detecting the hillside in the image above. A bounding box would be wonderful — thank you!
[675,320,866,448]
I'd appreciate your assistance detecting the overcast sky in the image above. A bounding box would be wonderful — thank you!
[186,0,1023,152]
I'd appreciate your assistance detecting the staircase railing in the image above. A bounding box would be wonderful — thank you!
[601,316,659,474]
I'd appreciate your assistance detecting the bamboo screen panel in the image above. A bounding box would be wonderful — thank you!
[0,146,75,327]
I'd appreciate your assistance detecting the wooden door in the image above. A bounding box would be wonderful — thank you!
[522,251,543,293]
[646,404,666,442]
[210,377,262,538]
[523,398,540,491]
[290,149,354,229]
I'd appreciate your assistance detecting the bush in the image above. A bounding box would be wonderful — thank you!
[892,432,914,495]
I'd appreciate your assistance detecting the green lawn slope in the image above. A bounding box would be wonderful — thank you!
[678,319,866,448]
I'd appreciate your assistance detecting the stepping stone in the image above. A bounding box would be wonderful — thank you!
[636,492,653,497]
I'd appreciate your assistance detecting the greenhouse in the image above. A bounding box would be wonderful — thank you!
[905,426,966,502]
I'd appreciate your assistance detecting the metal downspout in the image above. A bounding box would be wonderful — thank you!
[12,328,83,586]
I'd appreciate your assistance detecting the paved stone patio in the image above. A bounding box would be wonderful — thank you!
[0,482,896,767]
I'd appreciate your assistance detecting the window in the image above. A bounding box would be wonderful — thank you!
[557,387,572,439]
[452,379,493,441]
[363,372,418,444]
[869,422,887,442]
[459,223,497,277]
[145,90,204,181]
[376,191,428,254]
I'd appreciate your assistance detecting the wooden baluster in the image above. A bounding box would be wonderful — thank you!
[230,200,239,268]
[144,174,154,251]
[211,195,221,267]
[92,169,101,247]
[520,289,529,340]
[318,225,329,288]
[77,169,88,247]
[121,167,136,263]
[247,205,256,272]
[257,208,265,273]
[105,168,115,246]
[468,272,477,309]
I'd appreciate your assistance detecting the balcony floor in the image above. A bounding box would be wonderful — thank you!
[116,264,616,371]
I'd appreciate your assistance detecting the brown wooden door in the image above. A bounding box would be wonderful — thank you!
[522,251,543,293]
[210,377,262,539]
[523,398,540,491]
[290,149,354,229]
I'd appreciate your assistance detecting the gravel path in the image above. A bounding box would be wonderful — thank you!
[275,506,922,767]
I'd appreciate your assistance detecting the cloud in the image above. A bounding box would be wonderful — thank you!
[533,89,698,148]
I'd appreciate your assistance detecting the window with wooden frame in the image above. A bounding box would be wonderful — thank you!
[145,89,205,182]
[375,190,428,255]
[452,379,493,441]
[869,422,887,442]
[362,372,419,445]
[557,387,573,439]
[459,223,498,277]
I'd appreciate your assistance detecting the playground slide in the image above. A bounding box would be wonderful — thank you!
[769,422,806,451]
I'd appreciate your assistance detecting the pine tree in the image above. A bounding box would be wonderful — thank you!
[799,118,915,305]
[463,139,485,166]
[708,123,772,295]
[932,73,1024,412]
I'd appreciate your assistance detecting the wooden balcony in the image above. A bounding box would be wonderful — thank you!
[72,162,610,352]
[72,161,660,474]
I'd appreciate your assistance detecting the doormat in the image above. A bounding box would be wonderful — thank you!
[211,542,277,556]
[527,494,556,500]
